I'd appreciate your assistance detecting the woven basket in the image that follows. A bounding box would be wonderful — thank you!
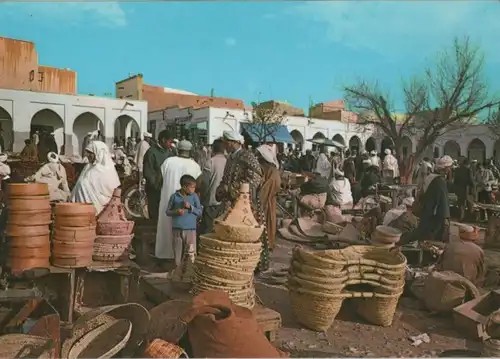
[193,271,252,288]
[291,261,347,278]
[344,264,405,281]
[66,319,132,358]
[290,266,349,286]
[288,286,348,331]
[214,220,264,243]
[97,221,135,236]
[199,233,262,251]
[198,244,262,258]
[288,276,345,293]
[351,283,405,327]
[292,247,346,271]
[194,260,254,282]
[196,252,260,268]
[144,339,188,358]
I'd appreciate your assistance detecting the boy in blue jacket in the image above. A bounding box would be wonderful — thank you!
[166,174,203,267]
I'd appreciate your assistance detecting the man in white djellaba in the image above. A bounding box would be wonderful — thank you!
[155,140,202,270]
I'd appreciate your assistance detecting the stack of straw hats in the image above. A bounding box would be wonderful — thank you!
[192,183,264,309]
[288,245,406,331]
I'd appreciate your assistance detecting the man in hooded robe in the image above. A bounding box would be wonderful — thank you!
[314,146,331,179]
[256,145,281,262]
[134,132,152,180]
[70,141,121,215]
[155,140,201,267]
[401,155,452,244]
[369,150,381,168]
[31,152,70,202]
[383,148,399,179]
[82,132,93,157]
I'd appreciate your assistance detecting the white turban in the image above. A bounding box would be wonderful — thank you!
[402,197,414,207]
[0,162,10,177]
[143,132,152,138]
[47,152,59,163]
[363,159,372,165]
[385,148,392,155]
[370,150,377,155]
[223,130,244,143]
[257,145,279,168]
[0,153,7,163]
[436,155,453,169]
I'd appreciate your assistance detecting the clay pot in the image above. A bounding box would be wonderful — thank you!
[7,197,51,211]
[54,226,96,242]
[8,235,50,248]
[6,183,49,197]
[8,210,52,226]
[6,224,50,237]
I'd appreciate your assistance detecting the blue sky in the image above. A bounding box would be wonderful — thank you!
[1,1,500,111]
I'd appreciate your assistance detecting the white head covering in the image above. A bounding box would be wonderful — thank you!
[0,153,8,163]
[385,148,392,155]
[143,132,152,138]
[84,141,115,167]
[178,140,193,151]
[223,130,244,143]
[402,197,414,207]
[87,131,94,136]
[363,159,372,165]
[47,152,59,163]
[257,145,279,168]
[435,155,453,169]
[370,150,377,155]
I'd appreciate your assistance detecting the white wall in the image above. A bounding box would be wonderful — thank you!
[0,88,147,155]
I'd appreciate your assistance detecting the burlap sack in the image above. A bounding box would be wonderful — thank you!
[183,291,288,358]
[411,271,479,313]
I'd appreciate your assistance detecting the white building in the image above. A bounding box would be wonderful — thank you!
[0,88,147,155]
[148,106,499,162]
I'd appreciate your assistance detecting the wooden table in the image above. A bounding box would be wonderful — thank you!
[141,274,282,342]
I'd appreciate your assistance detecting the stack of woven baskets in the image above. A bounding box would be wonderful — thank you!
[52,203,97,268]
[94,188,135,262]
[288,245,406,331]
[5,183,51,273]
[192,183,264,309]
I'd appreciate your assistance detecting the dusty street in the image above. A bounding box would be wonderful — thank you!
[256,234,484,357]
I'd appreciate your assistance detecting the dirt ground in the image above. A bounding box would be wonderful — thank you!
[256,227,486,358]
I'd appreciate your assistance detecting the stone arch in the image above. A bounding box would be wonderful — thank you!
[0,106,13,152]
[312,131,325,140]
[381,137,394,157]
[401,136,412,159]
[115,115,140,145]
[494,139,500,163]
[332,134,345,146]
[73,112,104,156]
[31,109,64,154]
[468,138,486,163]
[290,130,304,150]
[349,136,361,153]
[443,140,461,159]
[365,137,377,152]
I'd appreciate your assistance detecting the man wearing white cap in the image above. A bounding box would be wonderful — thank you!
[216,130,262,206]
[155,139,201,267]
[401,155,452,244]
[134,132,152,178]
[382,149,399,179]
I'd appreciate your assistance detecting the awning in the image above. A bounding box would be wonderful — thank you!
[240,123,295,144]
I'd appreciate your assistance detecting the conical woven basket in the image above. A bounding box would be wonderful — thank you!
[199,233,262,251]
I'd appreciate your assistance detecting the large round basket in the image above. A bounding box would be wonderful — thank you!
[214,220,264,243]
[194,260,254,282]
[144,339,188,358]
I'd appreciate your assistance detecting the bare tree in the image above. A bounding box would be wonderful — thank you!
[344,37,500,180]
[487,106,500,139]
[246,101,286,143]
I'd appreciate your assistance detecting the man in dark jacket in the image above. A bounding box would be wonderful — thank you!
[143,130,176,220]
[454,158,475,221]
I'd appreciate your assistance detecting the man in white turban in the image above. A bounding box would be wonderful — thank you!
[383,148,399,178]
[0,153,10,181]
[134,132,153,179]
[401,155,452,244]
[369,150,381,168]
[30,152,70,202]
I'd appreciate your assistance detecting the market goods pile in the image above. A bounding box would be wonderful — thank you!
[288,245,406,331]
[192,183,264,309]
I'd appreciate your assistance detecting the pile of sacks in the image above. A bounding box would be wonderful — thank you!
[192,183,264,309]
[288,245,406,331]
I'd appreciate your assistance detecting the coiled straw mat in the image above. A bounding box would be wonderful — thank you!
[62,303,150,358]
[0,334,53,358]
[199,233,262,251]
